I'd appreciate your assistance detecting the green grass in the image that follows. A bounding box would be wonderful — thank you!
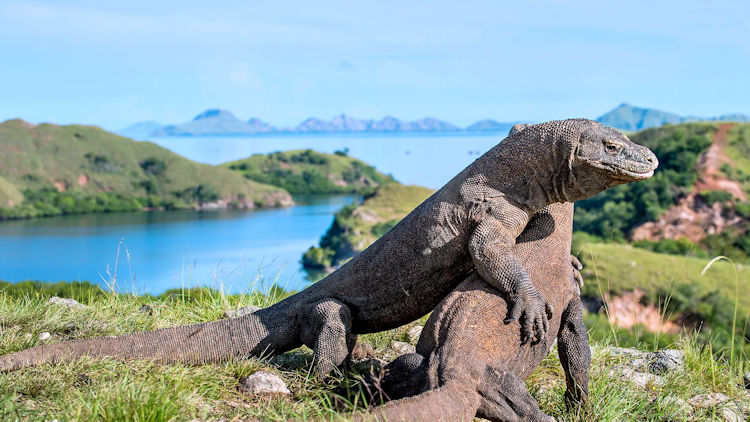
[223,149,393,195]
[0,175,23,207]
[0,119,291,219]
[724,124,750,195]
[1,284,748,421]
[575,238,750,357]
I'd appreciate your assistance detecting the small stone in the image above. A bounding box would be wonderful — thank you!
[225,305,260,319]
[687,392,746,421]
[648,349,684,375]
[38,332,51,341]
[351,342,375,361]
[720,405,744,422]
[609,365,664,389]
[688,392,730,408]
[391,341,416,355]
[744,372,750,389]
[48,296,87,309]
[138,304,153,315]
[238,371,290,396]
[406,325,423,343]
[24,333,32,340]
[607,347,646,359]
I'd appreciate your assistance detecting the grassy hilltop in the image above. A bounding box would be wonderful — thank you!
[224,149,393,195]
[0,119,292,219]
[0,284,748,421]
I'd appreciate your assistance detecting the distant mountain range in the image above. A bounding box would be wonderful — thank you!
[118,109,517,138]
[117,104,750,138]
[595,103,750,131]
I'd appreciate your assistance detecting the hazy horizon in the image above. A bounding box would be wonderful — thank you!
[1,1,748,131]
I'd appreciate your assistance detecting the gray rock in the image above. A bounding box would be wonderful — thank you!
[138,304,153,315]
[688,392,730,408]
[406,325,423,343]
[238,371,290,396]
[391,341,416,355]
[225,305,260,319]
[606,347,646,358]
[720,406,744,422]
[744,372,750,389]
[648,349,684,375]
[607,347,684,375]
[609,365,664,389]
[48,296,87,309]
[687,392,746,421]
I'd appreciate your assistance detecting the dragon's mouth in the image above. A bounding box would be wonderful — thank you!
[612,168,655,181]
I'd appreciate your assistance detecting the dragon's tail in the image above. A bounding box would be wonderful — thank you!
[353,380,480,422]
[0,305,301,371]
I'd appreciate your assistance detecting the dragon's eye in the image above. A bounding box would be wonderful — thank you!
[603,140,622,154]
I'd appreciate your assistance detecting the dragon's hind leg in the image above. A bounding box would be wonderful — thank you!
[299,298,357,377]
[477,368,554,422]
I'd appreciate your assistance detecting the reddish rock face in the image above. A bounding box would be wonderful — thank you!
[632,123,747,244]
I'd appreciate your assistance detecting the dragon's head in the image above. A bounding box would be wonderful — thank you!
[569,120,658,199]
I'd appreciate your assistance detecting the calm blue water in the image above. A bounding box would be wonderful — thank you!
[0,133,504,293]
[0,195,354,294]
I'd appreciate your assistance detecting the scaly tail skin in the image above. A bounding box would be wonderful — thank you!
[352,381,481,422]
[0,304,301,371]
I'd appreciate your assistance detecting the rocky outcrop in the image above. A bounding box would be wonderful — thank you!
[632,123,747,243]
[604,290,680,333]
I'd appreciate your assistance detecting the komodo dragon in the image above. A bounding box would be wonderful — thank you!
[357,202,589,422]
[0,119,658,377]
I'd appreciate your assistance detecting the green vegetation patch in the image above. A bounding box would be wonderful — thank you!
[0,120,291,220]
[302,183,434,271]
[224,149,393,195]
[0,175,23,207]
[724,124,750,195]
[575,238,750,355]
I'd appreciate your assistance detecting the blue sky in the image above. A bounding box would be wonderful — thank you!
[0,0,748,130]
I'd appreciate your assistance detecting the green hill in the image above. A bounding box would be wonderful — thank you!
[0,119,292,219]
[224,149,393,194]
[302,183,434,269]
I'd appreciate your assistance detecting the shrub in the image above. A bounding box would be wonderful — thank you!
[371,219,399,238]
[139,157,167,176]
[301,247,334,269]
[632,238,708,258]
[84,153,121,173]
[699,190,733,206]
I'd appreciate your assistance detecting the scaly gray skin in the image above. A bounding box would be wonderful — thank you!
[357,202,591,422]
[0,119,658,377]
